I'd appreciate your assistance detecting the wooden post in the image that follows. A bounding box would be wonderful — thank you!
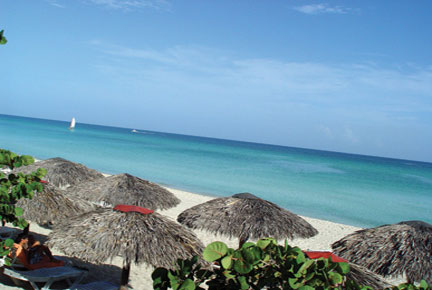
[119,262,130,290]
[23,224,30,235]
[238,233,249,248]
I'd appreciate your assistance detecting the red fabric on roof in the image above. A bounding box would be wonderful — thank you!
[113,205,154,215]
[304,251,348,263]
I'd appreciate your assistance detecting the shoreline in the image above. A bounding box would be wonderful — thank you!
[102,172,363,238]
[159,186,362,251]
[114,175,366,229]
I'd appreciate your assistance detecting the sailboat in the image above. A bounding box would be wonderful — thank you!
[69,117,76,130]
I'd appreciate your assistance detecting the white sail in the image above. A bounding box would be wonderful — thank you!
[69,117,76,129]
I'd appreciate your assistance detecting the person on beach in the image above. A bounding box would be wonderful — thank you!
[9,233,65,270]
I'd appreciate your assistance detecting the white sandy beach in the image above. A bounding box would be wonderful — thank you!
[0,184,365,290]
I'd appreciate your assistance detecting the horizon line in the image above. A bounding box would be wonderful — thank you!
[2,113,431,165]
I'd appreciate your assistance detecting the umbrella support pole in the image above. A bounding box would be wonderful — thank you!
[119,262,130,290]
[238,234,248,248]
[23,224,30,235]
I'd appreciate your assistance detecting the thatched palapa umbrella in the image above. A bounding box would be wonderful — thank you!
[48,205,204,290]
[66,173,180,210]
[17,182,96,233]
[177,192,318,247]
[332,220,432,283]
[15,157,104,188]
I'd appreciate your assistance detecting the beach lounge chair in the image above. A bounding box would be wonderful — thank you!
[2,254,71,270]
[0,227,17,239]
[2,265,87,290]
[1,256,119,290]
[1,240,87,290]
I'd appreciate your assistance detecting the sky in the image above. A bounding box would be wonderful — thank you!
[1,0,432,162]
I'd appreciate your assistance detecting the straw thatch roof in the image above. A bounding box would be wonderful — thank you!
[347,262,390,289]
[47,207,204,268]
[16,183,97,228]
[177,192,318,241]
[66,173,180,210]
[332,220,432,283]
[14,157,104,189]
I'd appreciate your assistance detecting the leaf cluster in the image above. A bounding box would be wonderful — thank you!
[0,30,6,45]
[152,255,213,290]
[0,149,46,257]
[152,238,431,290]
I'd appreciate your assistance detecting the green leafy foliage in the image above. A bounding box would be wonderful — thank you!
[153,255,213,290]
[388,281,432,290]
[152,238,432,290]
[0,149,46,257]
[0,29,6,45]
[203,241,228,262]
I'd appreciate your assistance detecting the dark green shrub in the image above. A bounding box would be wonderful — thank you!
[0,149,46,259]
[0,30,6,45]
[153,238,350,290]
[152,238,431,290]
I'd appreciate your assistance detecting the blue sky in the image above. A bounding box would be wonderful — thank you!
[1,0,432,162]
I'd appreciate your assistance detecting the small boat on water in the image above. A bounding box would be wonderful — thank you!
[131,129,138,133]
[69,117,76,130]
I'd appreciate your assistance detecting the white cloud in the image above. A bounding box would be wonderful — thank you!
[46,0,66,8]
[83,0,171,11]
[319,125,333,138]
[344,128,359,144]
[293,4,350,15]
[89,42,432,126]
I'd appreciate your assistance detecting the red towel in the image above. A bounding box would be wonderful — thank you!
[304,251,348,263]
[114,205,154,215]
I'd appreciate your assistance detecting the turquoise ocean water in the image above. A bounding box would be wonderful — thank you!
[1,114,431,228]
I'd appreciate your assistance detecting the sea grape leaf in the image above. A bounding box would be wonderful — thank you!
[237,276,249,290]
[329,272,343,285]
[241,242,255,249]
[256,238,276,249]
[420,280,429,289]
[203,241,228,262]
[221,255,233,269]
[179,279,195,290]
[241,247,257,264]
[233,252,253,274]
[168,271,180,290]
[14,207,23,217]
[298,259,314,274]
[4,238,14,248]
[20,155,34,166]
[298,286,315,290]
[337,262,350,275]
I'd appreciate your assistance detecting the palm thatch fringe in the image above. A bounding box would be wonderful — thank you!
[66,173,180,210]
[332,220,432,283]
[16,183,97,228]
[47,208,204,269]
[14,157,104,189]
[347,262,390,289]
[177,192,318,242]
